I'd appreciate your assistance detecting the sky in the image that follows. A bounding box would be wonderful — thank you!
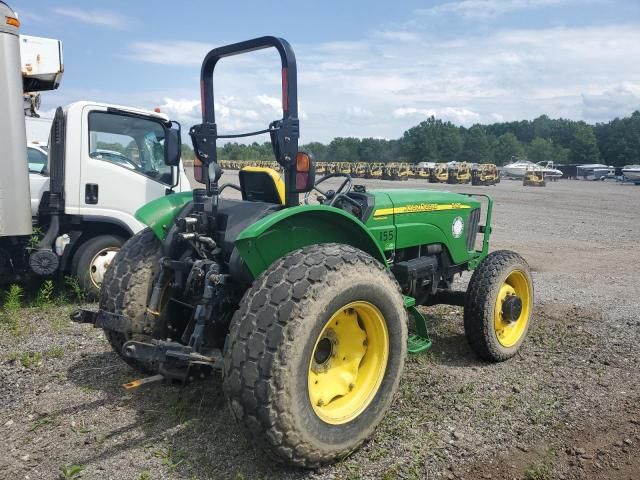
[15,0,640,143]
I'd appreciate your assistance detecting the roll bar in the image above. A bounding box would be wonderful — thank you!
[190,36,300,206]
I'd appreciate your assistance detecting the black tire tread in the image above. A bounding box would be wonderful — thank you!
[99,228,161,373]
[223,243,407,468]
[464,250,533,362]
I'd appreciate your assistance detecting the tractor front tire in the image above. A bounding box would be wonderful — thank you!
[223,243,407,468]
[99,228,163,374]
[464,250,533,362]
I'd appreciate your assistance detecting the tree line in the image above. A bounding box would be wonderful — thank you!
[180,111,640,167]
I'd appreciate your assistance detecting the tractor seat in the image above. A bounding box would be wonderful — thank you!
[239,167,285,204]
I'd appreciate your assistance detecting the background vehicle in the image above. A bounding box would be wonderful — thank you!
[447,161,471,184]
[77,36,534,468]
[429,162,448,183]
[523,167,546,186]
[0,9,189,294]
[471,163,500,186]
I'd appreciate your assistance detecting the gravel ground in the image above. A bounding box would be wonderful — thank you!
[1,174,639,480]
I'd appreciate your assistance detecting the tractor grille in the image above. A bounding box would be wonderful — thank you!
[466,208,481,251]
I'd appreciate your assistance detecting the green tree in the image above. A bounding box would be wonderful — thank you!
[493,133,524,165]
[400,116,462,163]
[595,111,640,166]
[459,126,491,163]
[527,137,556,163]
[569,123,600,164]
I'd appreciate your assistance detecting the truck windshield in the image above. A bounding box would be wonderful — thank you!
[88,111,173,185]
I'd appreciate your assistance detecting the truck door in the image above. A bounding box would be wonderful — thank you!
[79,108,175,229]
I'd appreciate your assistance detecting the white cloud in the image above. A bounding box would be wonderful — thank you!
[346,107,374,118]
[52,7,129,29]
[256,94,282,114]
[393,107,436,118]
[377,31,423,42]
[392,107,481,125]
[581,82,640,121]
[417,0,573,19]
[82,19,640,142]
[128,41,214,66]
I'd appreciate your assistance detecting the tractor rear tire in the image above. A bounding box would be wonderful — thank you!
[99,228,163,374]
[223,243,407,468]
[464,250,533,362]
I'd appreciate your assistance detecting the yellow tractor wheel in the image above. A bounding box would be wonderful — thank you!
[223,243,407,467]
[464,250,533,361]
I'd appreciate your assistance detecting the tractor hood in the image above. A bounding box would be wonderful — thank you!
[367,189,484,265]
[371,189,480,216]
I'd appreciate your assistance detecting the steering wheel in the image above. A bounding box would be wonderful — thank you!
[304,173,362,211]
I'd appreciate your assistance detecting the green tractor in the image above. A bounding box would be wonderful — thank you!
[73,37,533,468]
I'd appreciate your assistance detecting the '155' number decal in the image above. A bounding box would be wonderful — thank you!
[379,229,394,242]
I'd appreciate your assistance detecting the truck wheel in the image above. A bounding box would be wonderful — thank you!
[223,243,407,468]
[464,250,533,362]
[99,228,162,373]
[73,234,125,297]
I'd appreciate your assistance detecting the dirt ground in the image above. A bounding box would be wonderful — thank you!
[1,174,639,480]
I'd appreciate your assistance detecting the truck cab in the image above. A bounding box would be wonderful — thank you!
[55,101,190,234]
[20,102,191,293]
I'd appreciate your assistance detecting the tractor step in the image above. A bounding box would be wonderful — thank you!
[403,296,433,355]
[407,334,432,354]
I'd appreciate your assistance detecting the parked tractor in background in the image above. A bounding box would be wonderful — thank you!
[447,161,472,184]
[74,37,534,468]
[523,167,546,187]
[472,163,500,186]
[430,162,449,183]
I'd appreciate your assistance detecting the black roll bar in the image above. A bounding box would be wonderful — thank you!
[192,36,300,205]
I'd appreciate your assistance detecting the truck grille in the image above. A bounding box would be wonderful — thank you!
[466,208,480,251]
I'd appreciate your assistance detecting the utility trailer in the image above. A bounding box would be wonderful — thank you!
[0,3,190,294]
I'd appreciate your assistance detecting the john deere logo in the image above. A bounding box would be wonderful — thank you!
[452,216,464,238]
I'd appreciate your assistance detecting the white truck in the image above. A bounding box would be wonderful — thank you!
[0,4,190,294]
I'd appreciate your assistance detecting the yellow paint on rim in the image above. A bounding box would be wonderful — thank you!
[494,270,531,347]
[308,301,389,425]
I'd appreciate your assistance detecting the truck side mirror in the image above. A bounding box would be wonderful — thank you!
[294,151,315,193]
[165,121,181,167]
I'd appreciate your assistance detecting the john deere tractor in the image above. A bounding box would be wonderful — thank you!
[73,37,533,468]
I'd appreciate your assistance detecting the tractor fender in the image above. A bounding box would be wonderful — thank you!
[233,205,387,279]
[134,191,193,240]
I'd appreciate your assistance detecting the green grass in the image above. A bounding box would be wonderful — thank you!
[30,411,60,432]
[59,464,84,479]
[20,351,42,368]
[524,463,552,480]
[35,280,55,309]
[1,284,23,334]
[148,445,186,473]
[45,346,65,359]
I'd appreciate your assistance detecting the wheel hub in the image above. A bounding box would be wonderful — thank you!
[89,248,119,288]
[308,302,389,425]
[501,295,522,323]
